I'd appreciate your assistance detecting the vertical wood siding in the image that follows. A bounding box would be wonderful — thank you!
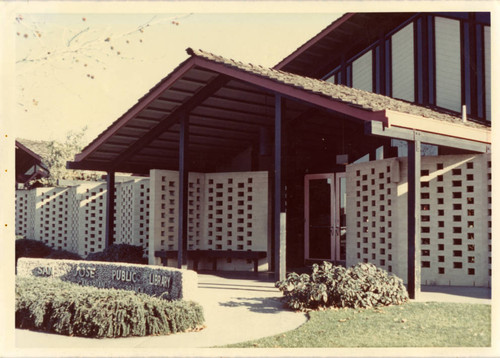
[435,17,462,113]
[484,26,491,122]
[352,50,373,92]
[391,23,415,102]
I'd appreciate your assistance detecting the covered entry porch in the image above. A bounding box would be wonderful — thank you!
[68,48,490,298]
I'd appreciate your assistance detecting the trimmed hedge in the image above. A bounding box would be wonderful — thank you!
[86,244,147,264]
[276,262,408,311]
[16,276,204,338]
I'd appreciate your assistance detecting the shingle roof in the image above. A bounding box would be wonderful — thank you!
[16,138,52,161]
[187,48,489,130]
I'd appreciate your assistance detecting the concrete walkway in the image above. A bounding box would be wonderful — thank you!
[14,272,491,350]
[417,284,491,304]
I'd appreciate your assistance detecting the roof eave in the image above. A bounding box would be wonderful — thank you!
[384,109,491,144]
[74,56,199,162]
[274,13,355,71]
[16,140,43,162]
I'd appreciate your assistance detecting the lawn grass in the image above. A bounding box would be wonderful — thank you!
[224,302,490,348]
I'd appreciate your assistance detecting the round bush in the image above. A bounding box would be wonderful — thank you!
[276,262,408,311]
[86,244,146,264]
[45,249,82,260]
[15,239,53,264]
[16,276,204,338]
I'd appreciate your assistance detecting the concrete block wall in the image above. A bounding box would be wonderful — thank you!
[346,158,400,275]
[148,170,204,265]
[149,170,269,271]
[203,171,269,271]
[346,153,491,287]
[114,180,135,246]
[15,179,151,258]
[78,183,107,256]
[113,178,150,255]
[15,189,36,239]
[131,179,151,257]
[35,187,80,253]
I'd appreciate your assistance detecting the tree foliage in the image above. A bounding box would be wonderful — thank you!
[27,126,101,188]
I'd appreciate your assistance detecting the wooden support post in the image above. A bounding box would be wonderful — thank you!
[105,171,115,249]
[274,94,286,281]
[407,139,421,299]
[178,113,189,269]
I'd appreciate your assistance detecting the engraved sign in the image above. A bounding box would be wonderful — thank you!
[17,258,197,301]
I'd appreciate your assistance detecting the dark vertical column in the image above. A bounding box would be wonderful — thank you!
[105,170,116,249]
[178,113,189,269]
[407,139,421,299]
[274,94,286,281]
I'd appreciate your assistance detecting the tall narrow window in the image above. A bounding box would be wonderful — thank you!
[435,17,461,112]
[392,22,415,102]
[484,26,491,122]
[352,50,373,92]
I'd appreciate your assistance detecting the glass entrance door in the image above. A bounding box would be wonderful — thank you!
[304,173,346,263]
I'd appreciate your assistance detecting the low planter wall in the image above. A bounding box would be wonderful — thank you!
[17,258,197,301]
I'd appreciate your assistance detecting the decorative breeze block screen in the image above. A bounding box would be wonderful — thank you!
[114,178,150,255]
[149,170,204,254]
[15,190,36,239]
[346,154,491,287]
[32,187,80,253]
[346,158,400,274]
[204,172,268,252]
[15,178,151,258]
[78,183,107,256]
[149,170,269,270]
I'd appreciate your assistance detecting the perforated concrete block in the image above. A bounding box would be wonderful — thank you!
[346,154,491,287]
[149,170,269,271]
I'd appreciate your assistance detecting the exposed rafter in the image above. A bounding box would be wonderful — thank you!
[107,74,231,171]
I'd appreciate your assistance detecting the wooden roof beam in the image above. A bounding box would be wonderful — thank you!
[366,120,490,153]
[104,74,231,171]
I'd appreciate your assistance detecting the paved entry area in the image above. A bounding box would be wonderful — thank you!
[418,285,491,304]
[15,272,307,349]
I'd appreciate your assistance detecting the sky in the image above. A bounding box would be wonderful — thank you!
[4,1,498,147]
[9,5,342,145]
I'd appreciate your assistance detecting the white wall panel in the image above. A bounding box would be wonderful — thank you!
[15,190,36,239]
[78,183,107,256]
[114,178,150,256]
[435,17,462,112]
[346,154,491,287]
[352,50,373,92]
[148,170,268,271]
[392,23,415,102]
[484,26,491,122]
[346,159,400,275]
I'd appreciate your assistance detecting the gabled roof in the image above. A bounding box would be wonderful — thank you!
[69,48,490,174]
[190,49,487,129]
[16,138,51,162]
[274,13,416,77]
[15,139,50,183]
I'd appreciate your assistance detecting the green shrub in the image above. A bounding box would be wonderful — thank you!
[276,262,408,311]
[46,249,82,260]
[16,276,204,338]
[86,244,146,264]
[15,239,53,264]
